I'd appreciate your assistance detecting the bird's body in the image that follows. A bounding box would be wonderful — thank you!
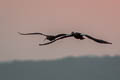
[71,32,85,40]
[18,32,112,46]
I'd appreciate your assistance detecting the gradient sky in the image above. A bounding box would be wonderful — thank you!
[0,0,120,61]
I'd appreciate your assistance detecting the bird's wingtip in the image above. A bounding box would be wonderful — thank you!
[39,44,46,46]
[18,32,24,35]
[39,44,42,46]
[106,41,112,44]
[109,43,112,44]
[18,32,22,34]
[103,42,112,44]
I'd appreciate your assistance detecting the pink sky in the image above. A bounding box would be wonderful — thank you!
[0,0,120,61]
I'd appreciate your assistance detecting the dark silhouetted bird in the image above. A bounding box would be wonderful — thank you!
[39,32,112,46]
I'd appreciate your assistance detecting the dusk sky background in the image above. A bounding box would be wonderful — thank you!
[0,0,120,61]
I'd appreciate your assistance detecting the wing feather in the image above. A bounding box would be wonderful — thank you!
[85,35,112,44]
[18,32,47,36]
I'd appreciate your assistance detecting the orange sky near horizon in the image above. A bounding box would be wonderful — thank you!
[0,0,120,61]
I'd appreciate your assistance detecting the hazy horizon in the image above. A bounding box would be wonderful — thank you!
[0,56,120,80]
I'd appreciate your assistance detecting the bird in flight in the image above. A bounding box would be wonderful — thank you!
[18,32,112,46]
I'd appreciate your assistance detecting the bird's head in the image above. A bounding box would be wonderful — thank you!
[71,32,75,35]
[71,32,82,35]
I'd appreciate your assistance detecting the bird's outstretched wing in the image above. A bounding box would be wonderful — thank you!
[18,32,47,36]
[39,34,73,46]
[85,35,112,44]
[55,34,67,38]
